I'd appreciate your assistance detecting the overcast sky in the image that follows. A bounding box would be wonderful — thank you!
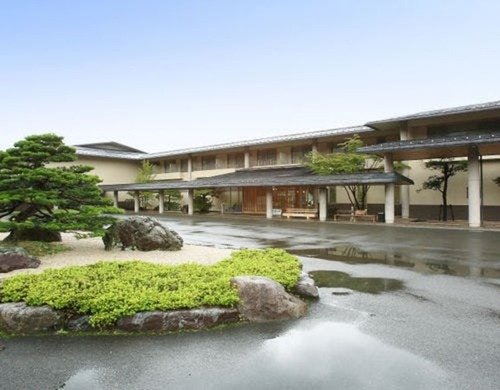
[1,0,499,153]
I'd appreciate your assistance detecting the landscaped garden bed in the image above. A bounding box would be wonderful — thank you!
[0,249,318,335]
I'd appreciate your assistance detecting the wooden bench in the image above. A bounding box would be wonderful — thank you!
[334,210,353,222]
[334,209,376,223]
[352,209,376,223]
[282,208,318,220]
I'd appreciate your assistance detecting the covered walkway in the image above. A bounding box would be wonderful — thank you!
[100,166,413,223]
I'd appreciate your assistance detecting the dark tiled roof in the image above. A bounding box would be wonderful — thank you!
[75,146,147,160]
[359,132,500,154]
[367,100,500,129]
[99,166,413,192]
[75,142,145,153]
[145,125,372,159]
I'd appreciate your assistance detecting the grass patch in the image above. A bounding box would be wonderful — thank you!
[0,248,300,328]
[0,240,69,257]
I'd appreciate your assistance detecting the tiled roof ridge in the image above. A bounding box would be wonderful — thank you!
[367,100,500,126]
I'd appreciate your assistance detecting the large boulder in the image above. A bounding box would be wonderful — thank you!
[230,276,307,322]
[0,247,41,273]
[0,302,62,334]
[103,216,183,251]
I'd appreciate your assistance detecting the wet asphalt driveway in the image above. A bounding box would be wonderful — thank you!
[1,215,499,389]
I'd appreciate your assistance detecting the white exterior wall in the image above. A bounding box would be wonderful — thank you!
[481,159,500,206]
[76,157,140,185]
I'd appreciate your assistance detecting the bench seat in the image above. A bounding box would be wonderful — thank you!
[282,208,318,220]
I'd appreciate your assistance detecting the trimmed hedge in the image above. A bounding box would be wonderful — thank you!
[0,248,301,327]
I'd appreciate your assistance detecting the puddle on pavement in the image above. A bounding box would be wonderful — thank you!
[309,270,404,294]
[227,321,449,389]
[290,246,500,279]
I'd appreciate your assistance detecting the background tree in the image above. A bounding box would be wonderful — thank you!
[193,188,222,213]
[163,189,183,211]
[129,160,156,210]
[419,158,467,221]
[0,134,120,242]
[305,135,382,210]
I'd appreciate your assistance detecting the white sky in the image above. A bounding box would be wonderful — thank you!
[1,0,499,153]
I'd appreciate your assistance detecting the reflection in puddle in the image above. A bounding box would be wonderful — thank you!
[309,270,404,294]
[229,322,449,389]
[291,246,500,279]
[58,368,104,389]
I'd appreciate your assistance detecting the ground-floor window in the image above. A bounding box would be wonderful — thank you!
[222,187,243,212]
[242,186,316,214]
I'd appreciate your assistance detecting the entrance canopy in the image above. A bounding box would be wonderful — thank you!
[100,166,413,192]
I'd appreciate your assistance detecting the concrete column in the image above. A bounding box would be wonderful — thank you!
[384,154,395,224]
[312,140,318,154]
[187,189,194,215]
[400,172,410,219]
[468,147,481,228]
[188,156,193,180]
[113,191,119,208]
[399,123,410,219]
[244,150,250,169]
[266,187,273,219]
[133,191,140,213]
[158,190,164,214]
[319,187,327,222]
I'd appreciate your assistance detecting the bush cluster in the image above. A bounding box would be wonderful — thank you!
[0,248,301,327]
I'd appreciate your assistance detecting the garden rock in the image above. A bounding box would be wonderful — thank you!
[116,307,240,332]
[0,302,62,334]
[292,271,319,299]
[103,216,183,251]
[230,276,307,322]
[0,247,41,273]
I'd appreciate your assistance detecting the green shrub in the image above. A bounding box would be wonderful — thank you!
[0,248,301,328]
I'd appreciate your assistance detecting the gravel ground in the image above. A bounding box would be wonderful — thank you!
[0,233,234,280]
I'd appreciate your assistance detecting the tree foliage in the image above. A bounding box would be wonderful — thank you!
[163,189,183,211]
[0,134,120,241]
[305,135,382,210]
[419,158,467,221]
[129,160,157,210]
[194,189,217,213]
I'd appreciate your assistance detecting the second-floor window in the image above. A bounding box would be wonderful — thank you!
[257,149,277,166]
[201,155,216,170]
[180,159,189,172]
[291,145,311,163]
[227,153,245,168]
[164,160,178,173]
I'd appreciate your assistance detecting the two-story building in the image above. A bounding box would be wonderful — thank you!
[76,100,500,227]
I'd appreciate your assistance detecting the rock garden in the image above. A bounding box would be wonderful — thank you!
[0,217,318,335]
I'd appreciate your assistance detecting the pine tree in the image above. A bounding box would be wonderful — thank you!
[0,134,120,241]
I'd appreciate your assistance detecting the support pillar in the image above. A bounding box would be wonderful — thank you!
[244,150,250,169]
[312,140,318,154]
[113,191,119,208]
[266,187,273,219]
[399,123,410,219]
[319,187,327,222]
[188,156,193,180]
[468,147,481,228]
[133,191,140,213]
[384,154,395,224]
[158,190,164,214]
[187,189,194,216]
[400,177,410,219]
